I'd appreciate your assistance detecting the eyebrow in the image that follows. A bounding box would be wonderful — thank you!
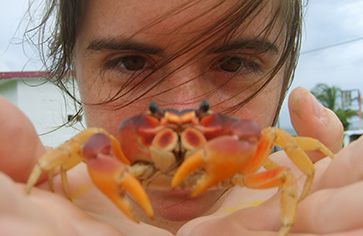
[87,37,278,56]
[87,38,163,54]
[209,39,279,54]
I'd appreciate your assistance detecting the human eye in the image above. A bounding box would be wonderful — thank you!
[212,55,262,75]
[104,54,154,74]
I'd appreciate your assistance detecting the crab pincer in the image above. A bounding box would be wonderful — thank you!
[83,133,154,221]
[171,135,258,196]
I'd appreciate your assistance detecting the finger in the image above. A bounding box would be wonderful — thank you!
[315,135,363,190]
[325,229,363,236]
[178,213,319,236]
[288,87,344,162]
[293,181,363,234]
[0,97,46,182]
[0,172,23,211]
[179,188,363,236]
[0,217,57,236]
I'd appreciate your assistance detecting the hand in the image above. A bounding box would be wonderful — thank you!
[178,88,363,235]
[0,97,118,235]
[0,97,45,182]
[0,97,171,236]
[288,87,344,161]
[178,135,363,236]
[0,172,123,236]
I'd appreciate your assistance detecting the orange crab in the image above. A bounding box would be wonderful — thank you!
[26,101,334,236]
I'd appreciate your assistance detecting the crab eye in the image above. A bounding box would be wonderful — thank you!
[149,101,159,113]
[198,100,209,113]
[196,100,210,118]
[148,101,163,118]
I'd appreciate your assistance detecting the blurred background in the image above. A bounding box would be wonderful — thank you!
[0,0,362,146]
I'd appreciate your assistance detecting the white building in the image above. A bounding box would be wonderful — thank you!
[0,71,82,147]
[344,129,363,147]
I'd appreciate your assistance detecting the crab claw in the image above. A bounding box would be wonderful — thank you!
[172,136,257,197]
[83,133,153,221]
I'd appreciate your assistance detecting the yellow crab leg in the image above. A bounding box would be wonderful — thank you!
[262,127,333,200]
[26,128,129,194]
[293,136,335,158]
[243,167,298,236]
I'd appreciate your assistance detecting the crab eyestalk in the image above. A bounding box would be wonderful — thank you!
[148,101,164,119]
[196,100,210,117]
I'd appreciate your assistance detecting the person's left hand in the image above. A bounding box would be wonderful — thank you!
[177,88,363,236]
[178,135,363,236]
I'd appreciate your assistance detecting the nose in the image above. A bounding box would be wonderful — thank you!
[151,63,208,109]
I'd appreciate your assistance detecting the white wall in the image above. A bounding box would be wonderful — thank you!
[0,80,18,104]
[1,78,82,147]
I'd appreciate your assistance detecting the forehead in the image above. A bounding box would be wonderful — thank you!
[78,0,284,47]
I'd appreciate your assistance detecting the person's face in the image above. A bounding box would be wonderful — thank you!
[74,0,287,224]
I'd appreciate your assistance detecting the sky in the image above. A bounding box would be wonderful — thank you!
[0,0,362,130]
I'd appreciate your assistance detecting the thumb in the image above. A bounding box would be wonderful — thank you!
[288,87,343,162]
[0,96,46,182]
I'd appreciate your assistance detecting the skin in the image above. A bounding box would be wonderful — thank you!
[3,89,363,236]
[73,0,285,227]
[74,0,284,130]
[1,0,362,235]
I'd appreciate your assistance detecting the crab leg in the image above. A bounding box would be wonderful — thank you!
[83,133,153,221]
[243,167,298,236]
[263,127,334,199]
[26,128,129,193]
[293,136,335,158]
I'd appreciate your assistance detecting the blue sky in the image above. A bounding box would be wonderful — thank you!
[1,0,362,129]
[281,0,363,129]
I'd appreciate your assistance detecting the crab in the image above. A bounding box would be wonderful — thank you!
[26,101,334,236]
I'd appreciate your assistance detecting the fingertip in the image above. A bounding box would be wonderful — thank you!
[0,97,46,182]
[288,87,325,125]
[289,88,319,135]
[288,87,309,115]
[288,87,344,158]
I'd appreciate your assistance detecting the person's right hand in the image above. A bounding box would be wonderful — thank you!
[0,171,124,236]
[0,97,45,182]
[0,96,118,235]
[0,97,172,236]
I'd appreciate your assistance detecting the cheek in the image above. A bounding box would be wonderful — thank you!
[82,101,152,135]
[236,99,278,127]
[233,77,284,127]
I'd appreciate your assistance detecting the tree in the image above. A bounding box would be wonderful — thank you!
[311,83,358,130]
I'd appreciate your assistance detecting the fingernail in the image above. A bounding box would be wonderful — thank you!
[289,87,326,120]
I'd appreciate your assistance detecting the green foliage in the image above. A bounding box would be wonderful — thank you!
[311,83,358,130]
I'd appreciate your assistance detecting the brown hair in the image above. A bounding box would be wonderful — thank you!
[26,0,302,125]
